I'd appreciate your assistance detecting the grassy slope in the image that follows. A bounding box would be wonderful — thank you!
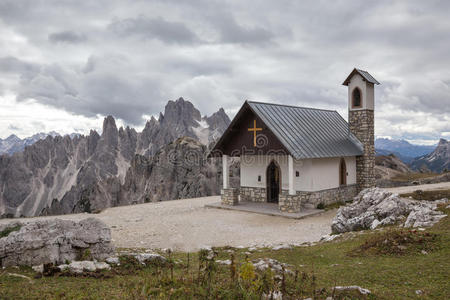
[390,172,438,182]
[1,207,449,299]
[400,189,450,201]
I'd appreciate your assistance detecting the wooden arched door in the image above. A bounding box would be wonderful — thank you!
[266,161,281,203]
[339,158,347,186]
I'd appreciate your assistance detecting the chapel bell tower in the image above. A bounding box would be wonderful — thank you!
[343,68,380,190]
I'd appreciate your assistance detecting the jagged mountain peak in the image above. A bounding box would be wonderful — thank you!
[5,134,21,142]
[438,138,448,146]
[102,115,118,134]
[410,138,450,173]
[162,97,201,125]
[0,98,232,218]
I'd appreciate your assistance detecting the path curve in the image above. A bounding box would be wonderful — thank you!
[385,182,450,194]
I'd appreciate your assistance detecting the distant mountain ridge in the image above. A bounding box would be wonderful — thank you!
[410,139,450,173]
[0,132,62,155]
[375,138,435,163]
[0,97,231,218]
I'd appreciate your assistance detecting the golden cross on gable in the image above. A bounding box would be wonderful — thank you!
[248,119,262,147]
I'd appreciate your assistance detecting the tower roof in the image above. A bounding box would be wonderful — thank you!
[343,68,380,86]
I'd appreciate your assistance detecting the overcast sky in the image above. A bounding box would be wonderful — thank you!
[0,0,449,145]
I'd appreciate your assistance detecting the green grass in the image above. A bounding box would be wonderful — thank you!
[390,172,437,182]
[1,207,449,299]
[400,189,450,201]
[323,201,350,211]
[0,224,21,238]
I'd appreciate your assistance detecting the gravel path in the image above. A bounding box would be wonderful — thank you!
[3,182,447,251]
[385,182,450,194]
[0,196,335,251]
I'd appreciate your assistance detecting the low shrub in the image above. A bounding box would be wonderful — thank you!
[316,202,325,209]
[349,229,440,256]
[0,224,21,238]
[400,189,450,201]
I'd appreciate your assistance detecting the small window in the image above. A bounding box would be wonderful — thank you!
[258,175,261,182]
[295,171,300,177]
[352,88,362,108]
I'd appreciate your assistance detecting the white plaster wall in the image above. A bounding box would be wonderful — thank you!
[240,155,289,190]
[348,73,374,110]
[240,155,357,192]
[309,157,356,191]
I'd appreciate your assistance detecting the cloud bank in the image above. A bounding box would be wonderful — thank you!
[0,0,449,143]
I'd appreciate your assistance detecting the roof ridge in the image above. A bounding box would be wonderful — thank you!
[246,100,337,113]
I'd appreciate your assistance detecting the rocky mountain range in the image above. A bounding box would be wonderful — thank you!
[375,138,435,163]
[0,97,233,218]
[410,139,450,173]
[0,132,62,156]
[375,154,411,174]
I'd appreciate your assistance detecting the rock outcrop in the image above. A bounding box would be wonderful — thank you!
[375,154,411,173]
[120,137,224,203]
[411,138,450,173]
[331,188,447,233]
[0,218,114,267]
[0,98,232,218]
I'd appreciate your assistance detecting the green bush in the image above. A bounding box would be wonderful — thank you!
[0,224,21,238]
[316,202,325,209]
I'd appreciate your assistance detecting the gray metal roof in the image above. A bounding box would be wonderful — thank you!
[343,68,380,86]
[247,101,364,159]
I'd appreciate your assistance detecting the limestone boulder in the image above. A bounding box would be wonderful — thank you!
[0,218,114,267]
[58,261,111,273]
[332,188,447,234]
[252,258,293,274]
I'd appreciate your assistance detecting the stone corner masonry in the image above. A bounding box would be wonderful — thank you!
[349,109,375,190]
[221,188,239,206]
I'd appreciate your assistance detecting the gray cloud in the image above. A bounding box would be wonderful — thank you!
[0,56,40,74]
[7,124,21,131]
[13,55,165,125]
[212,12,275,45]
[48,31,86,44]
[108,16,200,45]
[0,0,449,142]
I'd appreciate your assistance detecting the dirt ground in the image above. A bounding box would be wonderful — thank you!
[2,182,449,251]
[0,196,335,251]
[385,182,450,194]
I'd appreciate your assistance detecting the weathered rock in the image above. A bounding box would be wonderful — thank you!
[332,188,447,233]
[0,222,22,236]
[271,244,292,250]
[122,253,167,266]
[320,234,340,242]
[106,256,120,265]
[252,258,293,274]
[0,98,232,218]
[215,259,231,265]
[58,261,111,273]
[334,285,371,295]
[0,218,114,267]
[410,138,450,173]
[404,202,447,228]
[32,264,44,274]
[262,291,283,299]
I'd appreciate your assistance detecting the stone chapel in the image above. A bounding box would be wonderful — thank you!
[210,68,379,213]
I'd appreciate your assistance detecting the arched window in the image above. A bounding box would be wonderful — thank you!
[339,158,347,186]
[352,88,362,108]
